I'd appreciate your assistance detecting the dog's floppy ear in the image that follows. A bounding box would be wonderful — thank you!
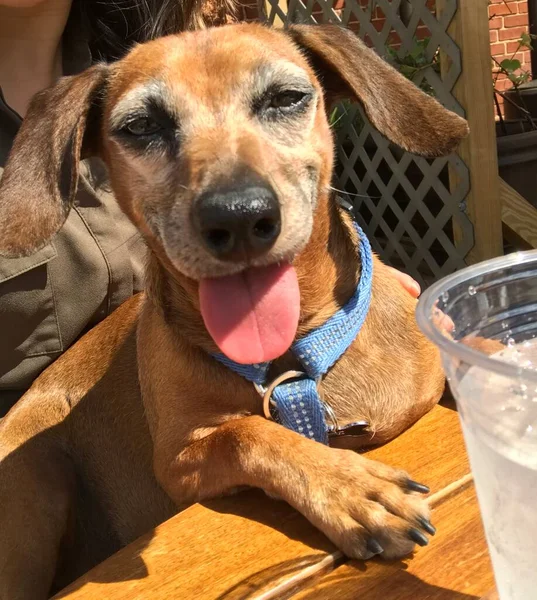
[0,64,108,258]
[287,24,469,157]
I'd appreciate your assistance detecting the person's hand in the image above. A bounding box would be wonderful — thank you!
[386,266,454,334]
[385,266,421,298]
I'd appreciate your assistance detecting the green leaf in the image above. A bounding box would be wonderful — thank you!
[386,46,398,59]
[519,32,534,50]
[409,46,423,60]
[500,58,522,73]
[399,65,418,78]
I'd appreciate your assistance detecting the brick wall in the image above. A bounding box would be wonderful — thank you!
[490,0,531,115]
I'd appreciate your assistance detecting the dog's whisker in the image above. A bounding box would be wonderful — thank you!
[329,113,346,129]
[328,185,380,200]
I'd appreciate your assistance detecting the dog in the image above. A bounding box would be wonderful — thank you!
[0,23,469,599]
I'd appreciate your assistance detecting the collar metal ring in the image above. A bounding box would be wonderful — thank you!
[254,370,322,420]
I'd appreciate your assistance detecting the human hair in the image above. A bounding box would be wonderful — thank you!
[69,0,237,62]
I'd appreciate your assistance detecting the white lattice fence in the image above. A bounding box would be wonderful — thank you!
[258,0,474,286]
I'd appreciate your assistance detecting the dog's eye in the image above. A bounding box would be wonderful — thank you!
[255,88,312,119]
[269,91,308,110]
[124,117,162,136]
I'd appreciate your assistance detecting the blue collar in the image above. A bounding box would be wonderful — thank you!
[213,217,373,445]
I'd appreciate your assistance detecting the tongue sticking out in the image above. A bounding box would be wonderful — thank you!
[199,263,300,364]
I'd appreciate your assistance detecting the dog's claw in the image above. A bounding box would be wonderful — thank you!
[366,538,384,556]
[418,518,436,536]
[406,479,430,494]
[408,528,429,547]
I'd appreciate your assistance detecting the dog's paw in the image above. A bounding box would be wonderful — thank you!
[300,450,434,560]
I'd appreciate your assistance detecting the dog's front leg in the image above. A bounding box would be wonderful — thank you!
[154,415,434,560]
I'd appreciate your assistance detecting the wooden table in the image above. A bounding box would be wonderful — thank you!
[54,400,497,600]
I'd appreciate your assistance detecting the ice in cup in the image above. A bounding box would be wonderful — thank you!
[416,251,537,600]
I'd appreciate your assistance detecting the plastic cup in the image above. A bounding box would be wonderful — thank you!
[416,250,537,600]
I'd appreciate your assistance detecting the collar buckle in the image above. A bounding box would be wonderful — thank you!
[323,401,369,437]
[328,420,370,437]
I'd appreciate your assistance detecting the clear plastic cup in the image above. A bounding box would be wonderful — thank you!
[416,250,537,600]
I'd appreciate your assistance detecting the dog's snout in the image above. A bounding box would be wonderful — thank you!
[194,183,281,261]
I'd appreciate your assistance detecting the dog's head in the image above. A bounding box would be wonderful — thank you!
[0,23,468,363]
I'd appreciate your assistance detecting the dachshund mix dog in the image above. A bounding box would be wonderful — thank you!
[0,23,468,599]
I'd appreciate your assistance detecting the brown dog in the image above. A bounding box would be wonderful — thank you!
[0,23,468,599]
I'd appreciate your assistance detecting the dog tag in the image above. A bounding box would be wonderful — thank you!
[328,420,369,438]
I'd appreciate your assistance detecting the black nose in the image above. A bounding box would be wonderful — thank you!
[194,182,281,261]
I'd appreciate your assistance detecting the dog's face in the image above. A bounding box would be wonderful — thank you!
[0,23,468,269]
[103,26,332,280]
[0,23,468,362]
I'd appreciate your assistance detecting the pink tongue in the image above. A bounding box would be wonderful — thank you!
[199,263,300,364]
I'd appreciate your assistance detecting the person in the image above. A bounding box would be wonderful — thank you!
[0,0,421,418]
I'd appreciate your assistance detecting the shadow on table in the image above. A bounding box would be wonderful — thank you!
[216,555,481,600]
[440,391,458,411]
[52,535,154,598]
[204,488,335,547]
[215,553,343,600]
[289,561,481,600]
